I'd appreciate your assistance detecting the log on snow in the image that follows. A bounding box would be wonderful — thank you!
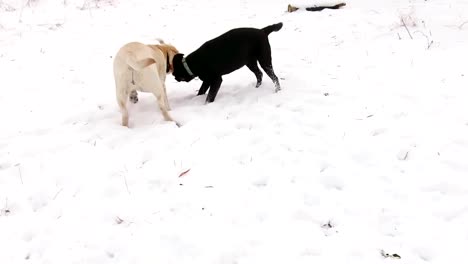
[287,2,346,12]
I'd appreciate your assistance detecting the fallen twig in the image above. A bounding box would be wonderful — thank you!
[53,188,63,200]
[321,220,333,229]
[401,18,413,39]
[2,198,10,216]
[381,249,401,259]
[414,30,434,49]
[459,21,468,29]
[15,164,23,184]
[123,174,130,194]
[398,151,409,161]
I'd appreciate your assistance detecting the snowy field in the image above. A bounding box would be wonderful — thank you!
[1,0,468,263]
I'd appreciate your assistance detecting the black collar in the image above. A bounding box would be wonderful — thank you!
[166,52,170,73]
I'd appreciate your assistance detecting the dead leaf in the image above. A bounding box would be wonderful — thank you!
[178,168,191,177]
[115,216,124,224]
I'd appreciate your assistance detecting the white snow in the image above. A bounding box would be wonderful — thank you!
[1,0,468,263]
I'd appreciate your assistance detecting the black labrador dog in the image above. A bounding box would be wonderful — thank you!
[172,22,283,103]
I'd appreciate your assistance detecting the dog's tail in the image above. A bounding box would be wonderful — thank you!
[262,22,283,35]
[125,52,156,71]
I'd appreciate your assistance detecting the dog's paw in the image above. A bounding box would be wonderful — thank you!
[255,81,262,88]
[129,91,139,104]
[129,95,138,104]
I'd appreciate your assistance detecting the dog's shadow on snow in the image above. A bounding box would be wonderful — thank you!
[167,81,277,109]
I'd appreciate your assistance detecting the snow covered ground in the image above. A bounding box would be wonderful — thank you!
[1,0,468,263]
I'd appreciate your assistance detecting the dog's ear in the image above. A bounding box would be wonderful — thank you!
[171,46,179,56]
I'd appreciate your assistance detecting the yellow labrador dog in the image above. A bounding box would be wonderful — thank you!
[113,39,179,127]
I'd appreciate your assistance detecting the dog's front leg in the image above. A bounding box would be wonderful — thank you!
[205,77,223,103]
[197,81,210,96]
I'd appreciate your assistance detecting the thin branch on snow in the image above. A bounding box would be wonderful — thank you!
[401,18,413,39]
[321,220,334,229]
[398,151,409,161]
[459,21,468,30]
[53,188,63,200]
[119,166,131,195]
[414,30,434,49]
[427,40,434,49]
[137,160,148,169]
[16,164,23,184]
[190,138,200,146]
[381,249,401,259]
[123,174,130,195]
[2,198,10,216]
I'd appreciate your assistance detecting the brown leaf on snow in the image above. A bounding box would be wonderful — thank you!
[115,216,124,224]
[178,169,191,177]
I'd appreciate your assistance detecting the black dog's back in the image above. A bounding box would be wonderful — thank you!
[187,22,283,77]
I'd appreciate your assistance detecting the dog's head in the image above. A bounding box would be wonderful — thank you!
[173,53,196,82]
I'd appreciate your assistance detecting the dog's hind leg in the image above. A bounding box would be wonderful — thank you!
[246,61,263,88]
[197,81,210,96]
[116,89,129,127]
[114,72,130,126]
[162,83,171,110]
[205,77,223,103]
[260,62,280,92]
[118,98,129,127]
[258,45,281,92]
